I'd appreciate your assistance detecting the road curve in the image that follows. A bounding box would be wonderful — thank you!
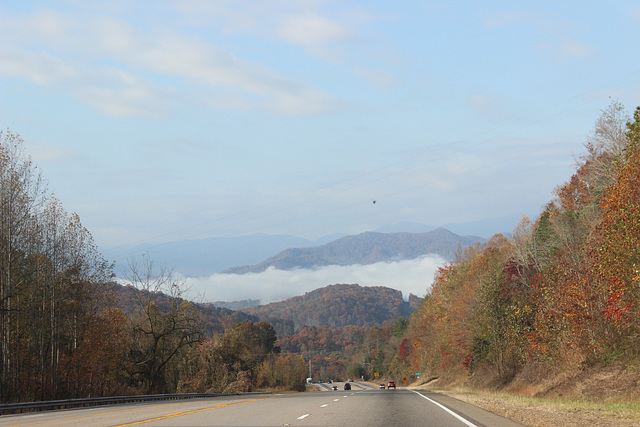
[0,385,523,427]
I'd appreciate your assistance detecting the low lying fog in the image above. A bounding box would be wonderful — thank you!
[182,254,447,304]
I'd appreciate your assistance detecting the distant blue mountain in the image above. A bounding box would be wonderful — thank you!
[103,233,316,277]
[223,228,485,275]
[103,214,524,278]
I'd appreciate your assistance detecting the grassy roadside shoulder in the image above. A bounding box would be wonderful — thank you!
[414,384,640,427]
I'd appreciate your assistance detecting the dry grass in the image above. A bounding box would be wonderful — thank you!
[406,360,640,425]
[420,384,640,426]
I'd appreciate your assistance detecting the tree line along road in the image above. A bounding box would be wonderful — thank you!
[0,383,523,427]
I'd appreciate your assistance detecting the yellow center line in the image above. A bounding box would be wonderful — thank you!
[5,395,281,427]
[5,404,171,427]
[114,396,280,427]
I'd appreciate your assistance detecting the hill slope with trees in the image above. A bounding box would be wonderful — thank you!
[394,102,640,402]
[241,284,422,335]
[5,101,640,408]
[0,130,307,401]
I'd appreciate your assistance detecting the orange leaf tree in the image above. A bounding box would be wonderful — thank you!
[596,106,640,352]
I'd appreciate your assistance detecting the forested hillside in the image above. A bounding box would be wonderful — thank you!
[242,283,422,334]
[4,101,639,403]
[0,131,307,402]
[0,128,421,401]
[112,283,259,334]
[394,103,640,399]
[278,321,408,383]
[223,228,483,274]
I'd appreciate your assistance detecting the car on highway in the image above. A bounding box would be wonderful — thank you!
[344,383,351,390]
[387,381,396,389]
[332,385,338,391]
[379,383,385,389]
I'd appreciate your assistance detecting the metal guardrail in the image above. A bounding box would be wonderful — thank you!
[0,392,271,415]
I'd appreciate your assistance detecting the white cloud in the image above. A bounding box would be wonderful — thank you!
[277,14,350,46]
[483,12,527,28]
[27,142,78,164]
[354,67,396,88]
[0,47,78,86]
[557,40,595,58]
[538,39,596,62]
[276,13,351,59]
[468,94,493,116]
[0,8,343,116]
[483,11,595,62]
[4,9,78,48]
[0,46,171,117]
[182,255,446,304]
[172,0,359,58]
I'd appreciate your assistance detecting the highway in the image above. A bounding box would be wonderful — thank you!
[0,382,523,427]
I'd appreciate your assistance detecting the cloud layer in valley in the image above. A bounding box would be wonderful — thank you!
[182,255,446,304]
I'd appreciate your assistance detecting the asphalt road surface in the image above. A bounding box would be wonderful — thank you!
[0,383,523,427]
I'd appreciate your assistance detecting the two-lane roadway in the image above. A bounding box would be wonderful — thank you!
[0,385,523,426]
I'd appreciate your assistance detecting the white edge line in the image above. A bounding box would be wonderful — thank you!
[297,414,310,419]
[411,390,478,427]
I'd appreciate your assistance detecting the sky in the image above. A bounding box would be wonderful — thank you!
[2,1,640,302]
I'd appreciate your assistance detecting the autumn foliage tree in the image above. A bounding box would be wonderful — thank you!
[402,101,640,386]
[0,130,123,402]
[595,106,640,352]
[529,103,638,363]
[256,353,308,391]
[176,320,285,393]
[125,257,204,394]
[408,235,516,379]
[0,129,377,401]
[5,103,640,403]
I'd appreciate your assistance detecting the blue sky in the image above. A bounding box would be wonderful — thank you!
[2,0,640,257]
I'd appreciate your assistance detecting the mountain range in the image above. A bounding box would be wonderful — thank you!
[103,214,522,278]
[104,233,321,277]
[223,228,483,274]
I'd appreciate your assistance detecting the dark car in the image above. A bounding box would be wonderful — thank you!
[379,383,385,389]
[332,385,338,391]
[387,381,396,389]
[344,383,351,390]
